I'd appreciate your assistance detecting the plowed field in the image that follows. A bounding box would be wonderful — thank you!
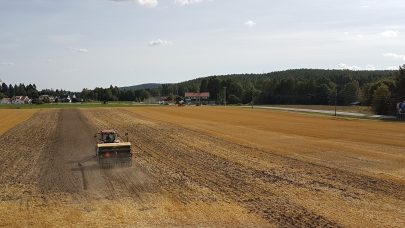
[0,107,404,227]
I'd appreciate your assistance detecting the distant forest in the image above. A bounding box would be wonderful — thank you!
[1,67,404,115]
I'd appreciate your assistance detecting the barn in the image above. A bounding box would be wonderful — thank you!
[184,92,210,105]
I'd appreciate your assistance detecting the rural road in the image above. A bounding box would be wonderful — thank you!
[242,105,396,119]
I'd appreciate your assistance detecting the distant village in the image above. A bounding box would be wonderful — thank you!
[1,88,212,106]
[0,94,80,105]
[147,92,211,105]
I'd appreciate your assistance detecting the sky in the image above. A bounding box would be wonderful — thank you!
[0,0,405,91]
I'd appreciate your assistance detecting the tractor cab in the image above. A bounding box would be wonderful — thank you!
[101,131,118,143]
[99,130,118,143]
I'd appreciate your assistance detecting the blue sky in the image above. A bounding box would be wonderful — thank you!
[0,0,405,90]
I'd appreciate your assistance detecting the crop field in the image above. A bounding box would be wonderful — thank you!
[0,107,404,227]
[0,109,38,135]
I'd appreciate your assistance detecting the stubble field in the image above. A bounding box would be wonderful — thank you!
[0,109,37,135]
[0,106,404,227]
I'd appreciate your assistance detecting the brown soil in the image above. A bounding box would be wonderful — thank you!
[0,107,404,227]
[0,109,267,227]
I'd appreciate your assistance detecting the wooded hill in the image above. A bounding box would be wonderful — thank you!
[79,68,405,115]
[2,67,404,115]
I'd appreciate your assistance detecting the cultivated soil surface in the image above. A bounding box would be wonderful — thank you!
[0,107,404,227]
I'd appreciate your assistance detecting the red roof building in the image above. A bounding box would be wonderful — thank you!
[184,92,210,100]
[11,96,30,104]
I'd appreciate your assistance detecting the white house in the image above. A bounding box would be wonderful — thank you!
[57,94,71,103]
[39,95,55,103]
[11,96,30,104]
[1,98,11,104]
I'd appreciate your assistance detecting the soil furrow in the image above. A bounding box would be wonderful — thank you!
[84,108,344,226]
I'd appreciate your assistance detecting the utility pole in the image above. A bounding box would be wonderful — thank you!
[223,87,227,106]
[198,88,201,106]
[334,89,338,117]
[251,90,254,109]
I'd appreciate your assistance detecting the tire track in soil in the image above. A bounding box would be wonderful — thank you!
[38,109,92,196]
[123,109,405,200]
[83,109,351,227]
[0,110,59,201]
[38,109,156,203]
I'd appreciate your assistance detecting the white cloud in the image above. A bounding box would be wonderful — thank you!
[175,0,209,6]
[380,30,400,38]
[49,34,84,44]
[350,66,362,71]
[66,47,89,53]
[244,20,256,27]
[383,53,405,61]
[137,0,158,7]
[148,39,171,46]
[343,32,366,40]
[337,63,362,71]
[337,63,382,71]
[0,62,14,66]
[365,64,376,71]
[354,34,365,40]
[386,66,398,70]
[344,30,400,41]
[109,0,158,7]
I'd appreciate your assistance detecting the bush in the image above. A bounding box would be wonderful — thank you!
[228,94,240,104]
[31,98,43,105]
[372,84,391,115]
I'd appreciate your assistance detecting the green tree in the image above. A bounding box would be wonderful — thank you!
[228,81,243,100]
[207,77,221,100]
[340,80,360,105]
[361,83,373,105]
[200,79,208,92]
[395,65,405,101]
[228,94,241,104]
[140,90,151,101]
[102,89,113,101]
[314,84,333,105]
[7,84,14,97]
[372,84,391,115]
[1,83,7,95]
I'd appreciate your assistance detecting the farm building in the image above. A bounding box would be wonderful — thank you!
[144,96,175,105]
[144,97,158,104]
[39,95,56,103]
[1,98,11,104]
[11,96,31,104]
[184,92,210,104]
[57,94,71,103]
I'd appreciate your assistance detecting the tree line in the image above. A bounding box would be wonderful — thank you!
[79,68,404,115]
[0,83,39,99]
[2,67,404,115]
[0,83,78,101]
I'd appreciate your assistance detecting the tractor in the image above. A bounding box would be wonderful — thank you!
[95,130,132,167]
